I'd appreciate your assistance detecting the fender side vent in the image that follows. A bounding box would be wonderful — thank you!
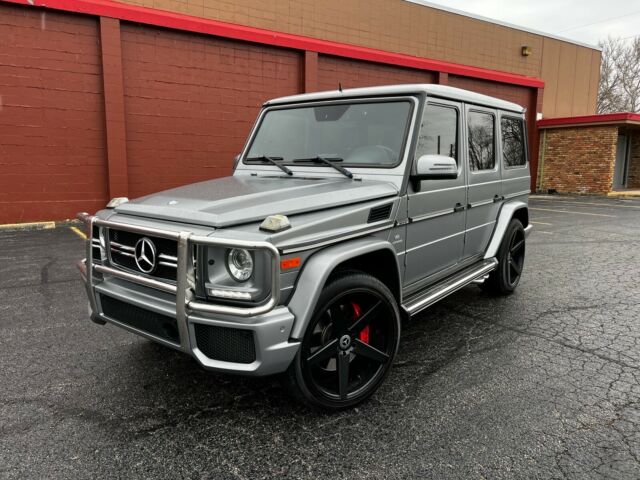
[368,203,392,223]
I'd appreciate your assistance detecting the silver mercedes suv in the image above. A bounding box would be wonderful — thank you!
[77,84,532,410]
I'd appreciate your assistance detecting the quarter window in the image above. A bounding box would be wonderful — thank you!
[501,117,526,167]
[468,111,495,171]
[417,104,458,163]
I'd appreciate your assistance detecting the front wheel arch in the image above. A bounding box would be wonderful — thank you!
[287,238,401,340]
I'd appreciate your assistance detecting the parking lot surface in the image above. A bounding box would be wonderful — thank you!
[1,195,639,479]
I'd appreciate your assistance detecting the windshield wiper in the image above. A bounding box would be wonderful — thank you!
[245,155,293,176]
[292,156,353,179]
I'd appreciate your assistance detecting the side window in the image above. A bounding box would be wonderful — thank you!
[501,116,526,167]
[468,111,495,171]
[416,104,458,164]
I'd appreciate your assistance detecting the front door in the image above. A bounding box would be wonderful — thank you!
[404,99,467,287]
[463,106,501,258]
[613,134,629,190]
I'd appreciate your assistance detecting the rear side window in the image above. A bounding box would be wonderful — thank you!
[501,117,526,167]
[417,104,458,164]
[468,111,495,171]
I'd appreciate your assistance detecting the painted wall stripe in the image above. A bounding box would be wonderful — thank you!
[1,0,544,89]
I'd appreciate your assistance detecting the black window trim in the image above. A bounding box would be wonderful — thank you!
[500,114,528,170]
[416,101,461,170]
[467,108,498,174]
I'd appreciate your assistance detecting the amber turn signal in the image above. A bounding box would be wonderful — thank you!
[280,257,301,270]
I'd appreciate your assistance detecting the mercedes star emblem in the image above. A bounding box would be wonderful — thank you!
[134,237,157,274]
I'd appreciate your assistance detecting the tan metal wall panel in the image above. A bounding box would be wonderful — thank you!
[118,0,599,117]
[555,44,579,117]
[587,50,602,114]
[572,47,593,116]
[541,39,561,118]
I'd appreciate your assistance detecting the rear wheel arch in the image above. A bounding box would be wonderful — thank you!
[484,201,529,259]
[511,206,529,228]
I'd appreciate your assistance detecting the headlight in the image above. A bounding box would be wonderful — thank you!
[227,248,254,282]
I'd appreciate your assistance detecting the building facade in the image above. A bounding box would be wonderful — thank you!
[538,114,640,195]
[0,0,601,223]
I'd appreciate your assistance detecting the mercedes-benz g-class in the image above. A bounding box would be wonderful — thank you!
[77,84,532,410]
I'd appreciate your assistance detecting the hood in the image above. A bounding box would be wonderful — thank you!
[114,175,398,228]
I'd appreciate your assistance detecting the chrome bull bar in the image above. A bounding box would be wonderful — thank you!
[76,212,281,353]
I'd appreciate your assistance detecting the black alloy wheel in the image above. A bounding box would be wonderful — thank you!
[288,272,400,410]
[482,218,526,295]
[505,225,526,288]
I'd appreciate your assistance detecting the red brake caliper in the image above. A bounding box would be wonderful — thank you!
[351,302,369,344]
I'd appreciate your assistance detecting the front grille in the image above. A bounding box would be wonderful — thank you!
[91,226,102,264]
[194,324,256,364]
[108,229,177,282]
[100,294,180,343]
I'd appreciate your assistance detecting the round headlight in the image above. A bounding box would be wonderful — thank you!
[227,248,254,282]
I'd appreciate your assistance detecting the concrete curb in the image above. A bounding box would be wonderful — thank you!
[607,190,640,198]
[0,219,81,232]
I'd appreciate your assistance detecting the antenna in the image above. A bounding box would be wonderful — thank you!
[338,82,343,92]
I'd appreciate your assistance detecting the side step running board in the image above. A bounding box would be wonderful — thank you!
[402,258,498,317]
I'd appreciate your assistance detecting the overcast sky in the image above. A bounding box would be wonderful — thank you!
[411,0,640,47]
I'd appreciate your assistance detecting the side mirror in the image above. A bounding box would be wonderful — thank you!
[232,154,241,171]
[414,154,458,180]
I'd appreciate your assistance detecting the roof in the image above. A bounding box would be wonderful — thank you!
[404,1,601,51]
[538,113,640,129]
[265,84,526,113]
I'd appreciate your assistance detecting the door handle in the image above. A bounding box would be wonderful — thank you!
[493,195,504,203]
[453,203,465,212]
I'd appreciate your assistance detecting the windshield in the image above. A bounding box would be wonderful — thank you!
[245,100,413,168]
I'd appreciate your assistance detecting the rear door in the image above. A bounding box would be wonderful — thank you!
[463,106,501,258]
[498,112,530,200]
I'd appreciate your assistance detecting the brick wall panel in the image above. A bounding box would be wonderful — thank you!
[448,75,533,108]
[120,24,302,198]
[318,55,437,90]
[0,4,107,223]
[626,133,640,189]
[539,126,618,194]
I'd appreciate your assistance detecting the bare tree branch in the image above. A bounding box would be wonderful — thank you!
[598,37,640,113]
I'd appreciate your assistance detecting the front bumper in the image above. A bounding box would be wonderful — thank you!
[77,213,300,376]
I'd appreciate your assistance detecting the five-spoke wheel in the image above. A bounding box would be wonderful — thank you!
[482,218,526,295]
[287,272,400,410]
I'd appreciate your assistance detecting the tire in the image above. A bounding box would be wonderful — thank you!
[286,271,401,410]
[482,218,526,296]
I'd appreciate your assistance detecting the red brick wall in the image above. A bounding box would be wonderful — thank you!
[539,126,618,194]
[627,133,640,189]
[0,2,541,223]
[0,4,107,223]
[317,55,436,90]
[448,75,533,108]
[120,24,301,198]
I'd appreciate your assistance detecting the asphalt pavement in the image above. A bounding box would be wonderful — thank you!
[1,195,639,479]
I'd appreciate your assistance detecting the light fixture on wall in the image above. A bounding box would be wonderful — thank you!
[521,45,532,57]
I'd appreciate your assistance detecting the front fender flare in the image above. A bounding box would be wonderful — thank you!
[287,237,399,340]
[484,200,528,259]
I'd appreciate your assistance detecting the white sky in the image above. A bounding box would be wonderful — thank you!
[412,0,640,47]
